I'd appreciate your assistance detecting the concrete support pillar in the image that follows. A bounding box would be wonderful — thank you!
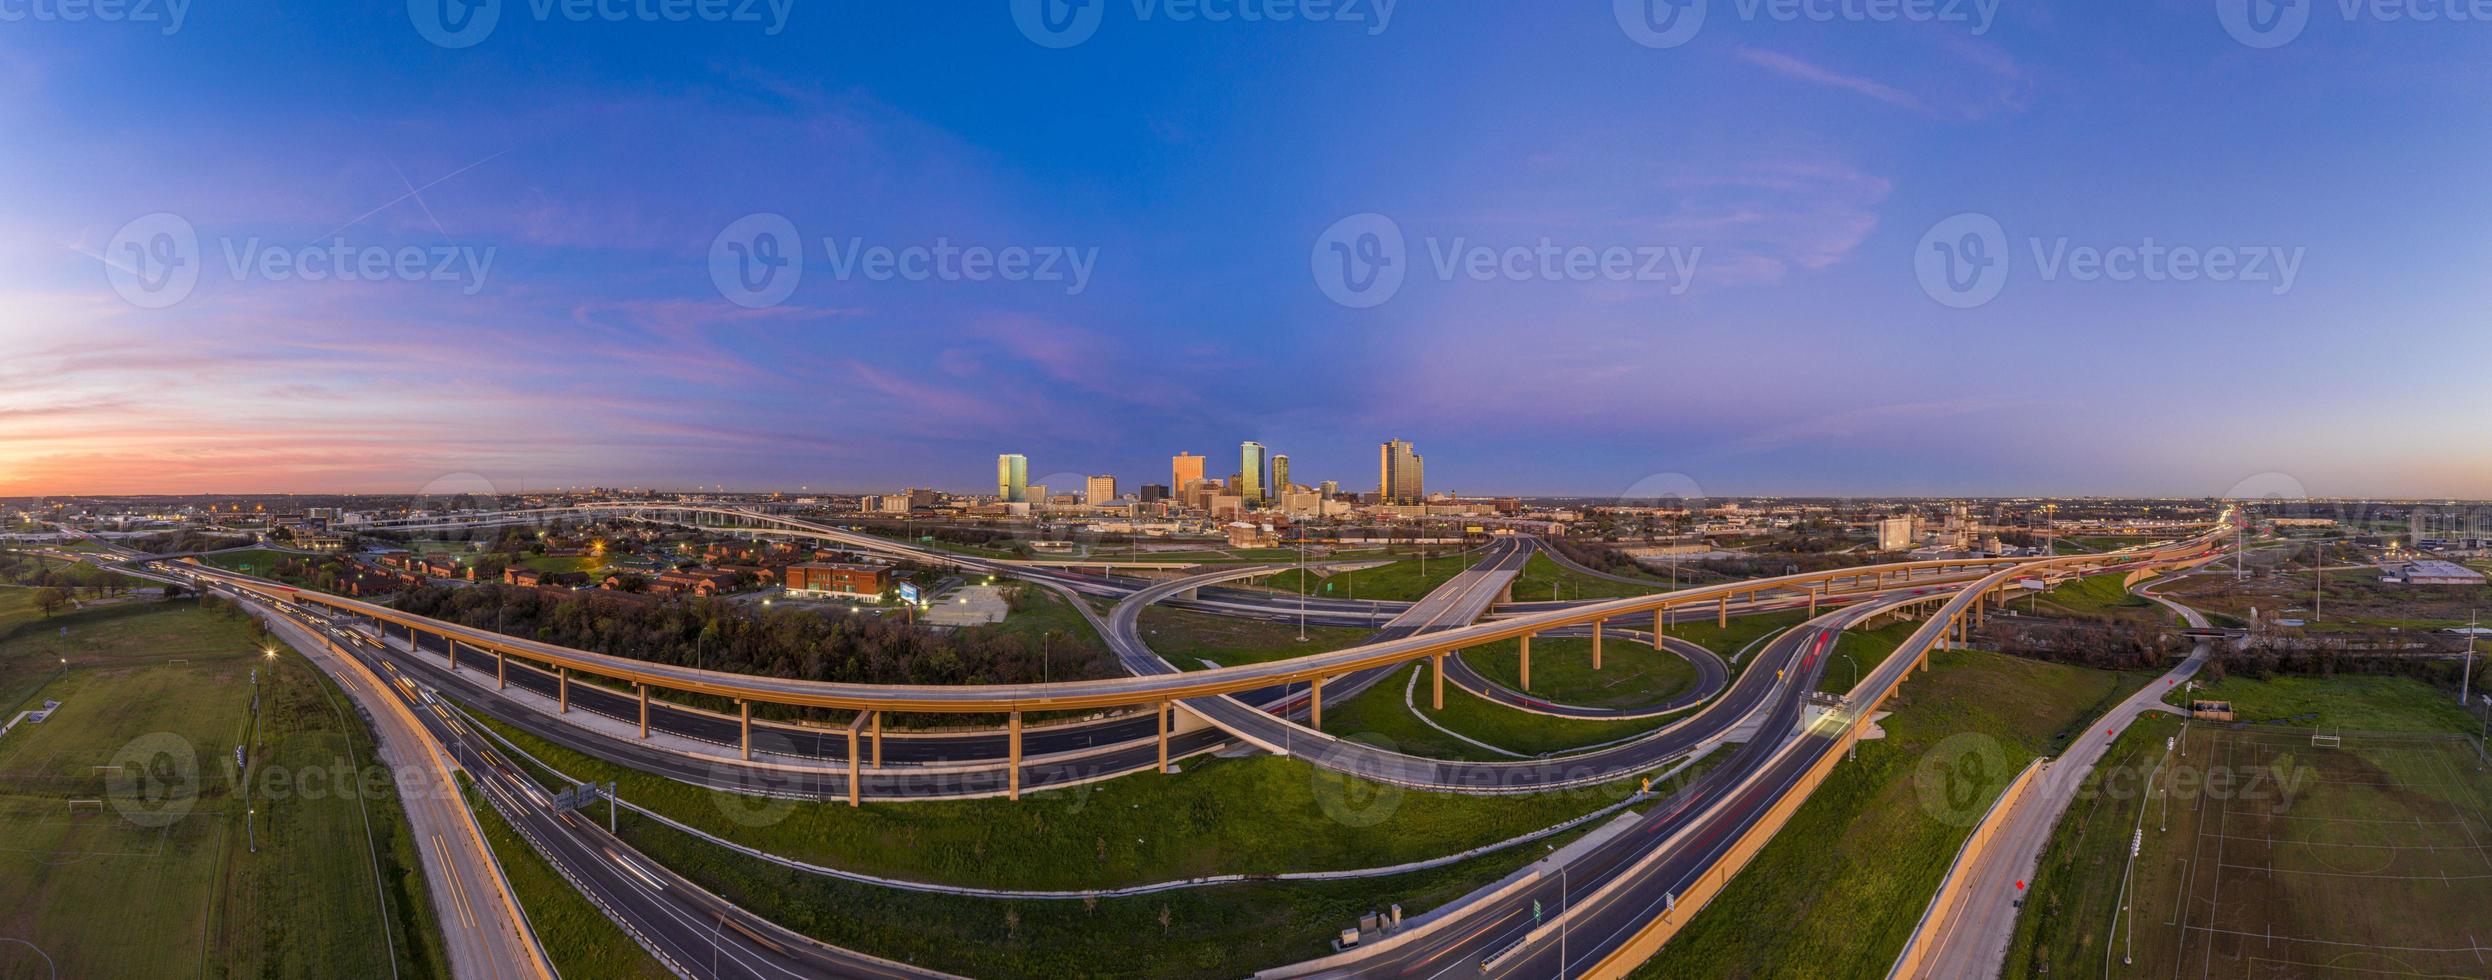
[1592,620,1603,671]
[1718,595,1729,629]
[1809,584,1820,616]
[1519,635,1532,691]
[1156,701,1170,774]
[1431,655,1444,710]
[1654,608,1666,644]
[847,722,862,808]
[557,666,569,714]
[1310,677,1324,731]
[739,700,752,760]
[496,651,506,690]
[1007,711,1023,800]
[446,638,458,672]
[871,712,883,768]
[637,683,649,738]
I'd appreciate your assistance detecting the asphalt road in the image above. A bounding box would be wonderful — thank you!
[255,602,557,980]
[1909,576,2217,977]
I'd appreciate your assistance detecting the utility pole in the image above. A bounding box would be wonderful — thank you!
[2464,609,2477,708]
[1296,534,1308,642]
[2313,545,2323,623]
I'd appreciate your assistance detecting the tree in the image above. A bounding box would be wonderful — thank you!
[32,587,68,617]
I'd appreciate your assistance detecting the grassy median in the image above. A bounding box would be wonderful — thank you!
[1135,604,1374,668]
[467,706,1646,891]
[1322,663,1672,760]
[610,754,1725,976]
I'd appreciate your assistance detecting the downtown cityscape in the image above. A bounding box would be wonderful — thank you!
[7,3,2492,980]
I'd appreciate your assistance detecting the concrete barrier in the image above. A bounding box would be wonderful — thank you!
[1886,757,2045,979]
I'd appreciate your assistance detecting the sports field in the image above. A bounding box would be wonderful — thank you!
[2095,725,2492,978]
[0,599,443,979]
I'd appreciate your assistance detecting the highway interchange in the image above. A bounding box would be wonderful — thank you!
[75,511,2231,978]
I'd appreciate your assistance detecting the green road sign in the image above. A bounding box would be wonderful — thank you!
[1532,900,1542,924]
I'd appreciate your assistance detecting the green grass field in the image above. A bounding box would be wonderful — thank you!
[1259,549,1481,602]
[1667,608,1810,662]
[1637,649,2152,978]
[1461,635,1697,709]
[1135,605,1374,668]
[465,704,1639,890]
[2025,570,2173,625]
[460,780,670,979]
[2006,720,2492,978]
[1323,663,1670,760]
[600,755,1724,976]
[196,548,307,575]
[2163,673,2478,732]
[1816,617,1926,697]
[1507,554,1664,602]
[0,599,446,979]
[514,554,608,576]
[973,583,1110,653]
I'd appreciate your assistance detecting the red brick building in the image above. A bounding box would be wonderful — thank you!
[784,563,891,599]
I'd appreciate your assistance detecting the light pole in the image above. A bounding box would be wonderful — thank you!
[2463,609,2478,708]
[1296,534,1308,642]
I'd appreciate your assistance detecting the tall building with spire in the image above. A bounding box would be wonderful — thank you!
[1378,439,1423,504]
[996,454,1028,503]
[1239,441,1267,505]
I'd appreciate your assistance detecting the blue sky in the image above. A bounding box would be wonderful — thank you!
[5,1,2489,498]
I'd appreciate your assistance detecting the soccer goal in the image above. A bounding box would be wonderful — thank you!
[2312,732,2343,748]
[65,799,103,816]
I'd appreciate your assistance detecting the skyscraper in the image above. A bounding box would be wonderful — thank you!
[1239,441,1267,505]
[1085,475,1117,506]
[1270,454,1291,497]
[996,454,1028,503]
[1171,452,1205,491]
[1378,439,1423,504]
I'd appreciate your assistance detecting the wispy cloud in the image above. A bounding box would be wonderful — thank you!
[1736,47,1932,114]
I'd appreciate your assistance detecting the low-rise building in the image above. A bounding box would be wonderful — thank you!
[784,562,892,599]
